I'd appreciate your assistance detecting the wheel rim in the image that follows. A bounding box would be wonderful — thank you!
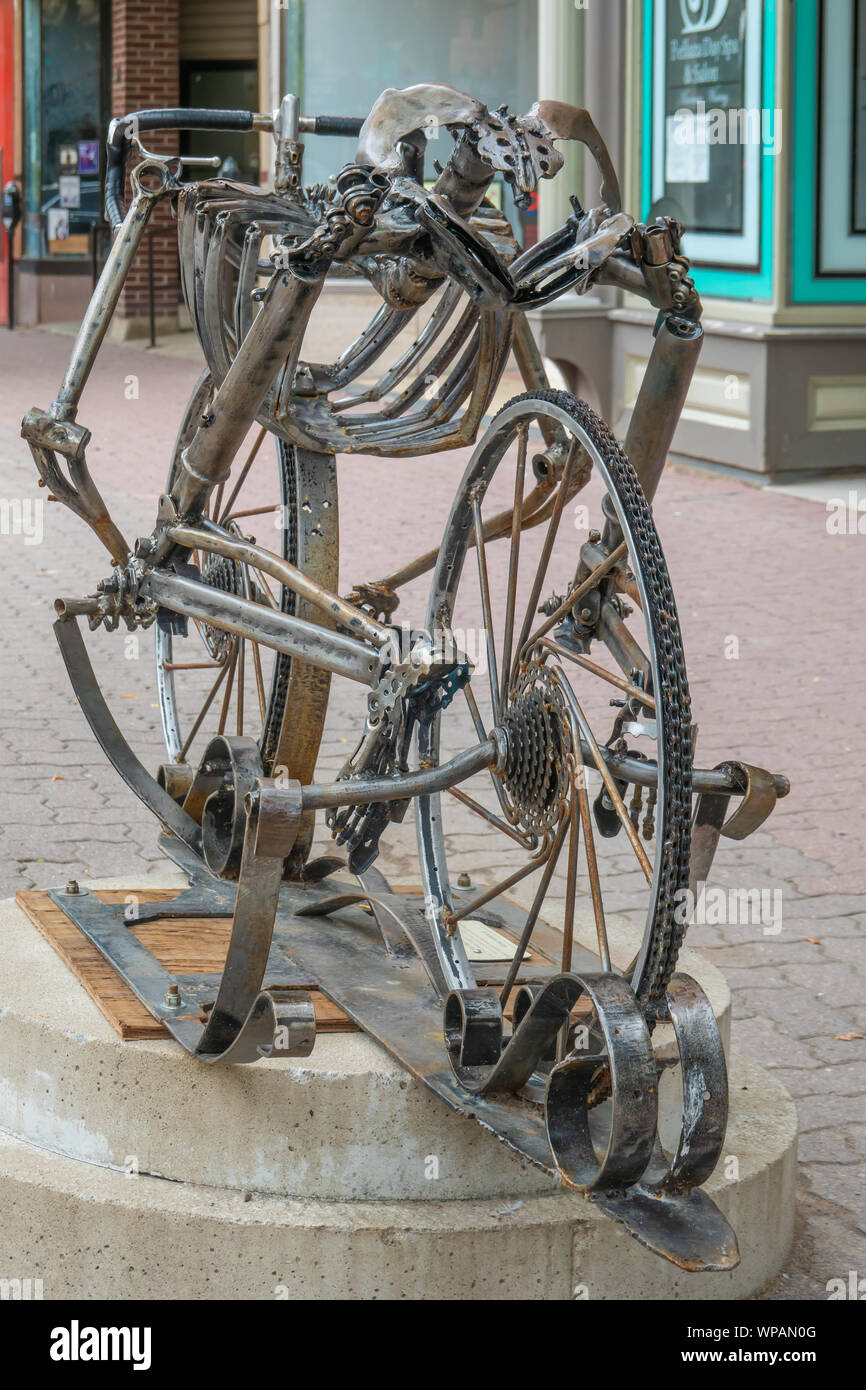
[154,374,338,866]
[155,418,291,769]
[417,391,692,1004]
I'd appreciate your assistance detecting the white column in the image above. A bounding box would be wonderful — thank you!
[537,0,586,240]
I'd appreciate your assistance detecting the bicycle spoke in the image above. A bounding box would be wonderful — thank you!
[462,681,519,825]
[542,639,656,711]
[216,643,238,736]
[251,639,267,721]
[498,809,570,1006]
[472,490,500,725]
[522,541,627,655]
[559,680,653,882]
[512,439,578,680]
[560,770,581,974]
[250,567,279,608]
[218,426,267,525]
[462,681,488,741]
[500,423,528,708]
[224,503,281,523]
[177,656,232,762]
[446,785,535,848]
[573,745,612,972]
[236,637,246,735]
[445,841,551,933]
[161,660,222,672]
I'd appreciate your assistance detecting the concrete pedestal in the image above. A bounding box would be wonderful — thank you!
[0,880,797,1300]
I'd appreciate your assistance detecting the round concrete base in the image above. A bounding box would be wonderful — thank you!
[0,887,797,1299]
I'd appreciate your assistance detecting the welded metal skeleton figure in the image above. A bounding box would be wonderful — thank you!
[22,85,789,1270]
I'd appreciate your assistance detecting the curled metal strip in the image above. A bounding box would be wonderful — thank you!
[200,986,315,1065]
[191,734,265,879]
[447,973,583,1089]
[195,759,314,1063]
[716,760,778,840]
[643,973,728,1192]
[294,878,451,1001]
[513,981,557,1064]
[444,971,659,1192]
[444,987,503,1071]
[544,973,659,1192]
[53,618,202,854]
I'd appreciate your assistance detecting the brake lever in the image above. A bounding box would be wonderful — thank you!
[511,210,634,309]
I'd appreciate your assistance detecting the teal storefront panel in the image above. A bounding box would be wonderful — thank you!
[641,0,777,301]
[791,0,866,303]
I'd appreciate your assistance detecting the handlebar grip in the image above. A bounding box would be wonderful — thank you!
[104,107,256,227]
[107,108,255,165]
[311,116,364,137]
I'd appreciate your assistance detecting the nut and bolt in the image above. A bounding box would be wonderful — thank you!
[65,879,80,895]
[164,983,181,1009]
[579,607,593,623]
[588,529,601,543]
[457,871,472,888]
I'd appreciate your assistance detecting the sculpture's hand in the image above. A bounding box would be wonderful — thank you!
[510,207,635,308]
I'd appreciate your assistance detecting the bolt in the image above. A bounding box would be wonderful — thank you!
[589,529,601,543]
[164,983,181,1008]
[579,607,593,623]
[457,871,472,888]
[65,879,80,895]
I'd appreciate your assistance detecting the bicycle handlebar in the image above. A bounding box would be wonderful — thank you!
[300,116,364,137]
[104,107,366,227]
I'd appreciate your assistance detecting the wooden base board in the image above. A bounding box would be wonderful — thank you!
[14,889,360,1041]
[14,887,542,1044]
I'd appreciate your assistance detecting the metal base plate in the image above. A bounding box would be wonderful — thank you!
[47,835,738,1272]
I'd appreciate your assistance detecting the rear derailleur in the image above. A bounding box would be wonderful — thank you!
[328,633,469,871]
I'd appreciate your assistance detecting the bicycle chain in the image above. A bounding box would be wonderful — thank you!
[489,389,693,1004]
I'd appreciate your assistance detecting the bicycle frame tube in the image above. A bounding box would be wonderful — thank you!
[171,265,328,519]
[53,177,162,423]
[140,569,381,687]
[622,315,703,506]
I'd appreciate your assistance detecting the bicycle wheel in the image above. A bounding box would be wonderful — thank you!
[417,389,692,1005]
[155,369,337,866]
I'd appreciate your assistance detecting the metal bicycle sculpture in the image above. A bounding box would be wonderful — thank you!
[23,85,789,1271]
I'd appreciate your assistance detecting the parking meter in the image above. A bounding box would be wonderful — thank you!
[2,181,21,328]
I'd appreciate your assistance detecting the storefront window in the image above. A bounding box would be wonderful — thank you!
[817,0,866,275]
[856,0,866,234]
[23,0,107,260]
[648,0,766,270]
[283,0,539,245]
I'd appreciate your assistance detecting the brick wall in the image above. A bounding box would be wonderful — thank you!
[111,0,180,331]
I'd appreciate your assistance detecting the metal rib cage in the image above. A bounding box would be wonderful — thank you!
[178,182,514,458]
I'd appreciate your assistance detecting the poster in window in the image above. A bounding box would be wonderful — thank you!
[77,140,99,176]
[854,0,866,234]
[58,175,81,209]
[651,0,764,268]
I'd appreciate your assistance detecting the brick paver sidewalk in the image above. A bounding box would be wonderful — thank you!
[1,324,863,1299]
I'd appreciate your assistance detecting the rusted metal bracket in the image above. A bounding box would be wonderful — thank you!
[50,737,316,1065]
[688,759,781,898]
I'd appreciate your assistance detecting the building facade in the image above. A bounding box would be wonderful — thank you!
[3,0,864,477]
[532,0,866,479]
